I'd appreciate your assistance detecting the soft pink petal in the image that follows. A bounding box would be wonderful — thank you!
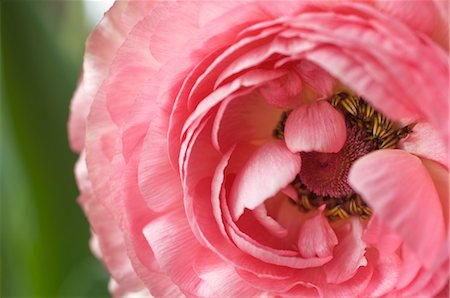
[76,154,147,295]
[399,122,448,168]
[284,100,347,153]
[375,0,437,34]
[229,140,301,220]
[349,149,446,268]
[319,263,374,298]
[297,209,338,258]
[362,216,402,256]
[138,103,184,213]
[68,2,154,152]
[396,244,422,290]
[421,158,449,226]
[212,91,280,152]
[193,248,263,297]
[252,204,289,239]
[184,125,301,279]
[143,209,216,297]
[149,2,200,64]
[224,199,331,269]
[431,0,449,51]
[181,69,287,140]
[295,60,336,97]
[258,71,302,109]
[105,15,160,126]
[324,219,367,283]
[398,260,449,297]
[362,250,401,297]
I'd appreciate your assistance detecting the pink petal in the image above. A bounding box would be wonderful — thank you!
[138,106,184,213]
[362,216,402,256]
[284,100,347,153]
[252,204,289,238]
[362,250,401,297]
[105,15,161,126]
[399,123,448,168]
[76,155,147,295]
[212,91,280,153]
[224,200,331,269]
[297,209,338,258]
[258,71,302,109]
[375,0,437,34]
[143,209,216,297]
[295,60,336,97]
[68,2,154,152]
[396,244,422,290]
[319,263,374,298]
[324,219,367,283]
[421,158,449,226]
[229,140,301,220]
[149,3,200,64]
[398,260,449,297]
[349,149,446,268]
[193,248,263,297]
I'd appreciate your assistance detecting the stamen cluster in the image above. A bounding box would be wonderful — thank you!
[275,92,414,221]
[331,92,415,150]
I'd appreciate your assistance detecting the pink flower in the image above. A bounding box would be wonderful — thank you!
[69,1,449,297]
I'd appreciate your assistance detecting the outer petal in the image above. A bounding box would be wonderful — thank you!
[76,154,147,296]
[349,149,446,268]
[229,140,301,220]
[143,209,216,297]
[68,2,154,152]
[284,100,347,153]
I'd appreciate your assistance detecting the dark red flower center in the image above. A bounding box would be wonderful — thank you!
[300,126,372,198]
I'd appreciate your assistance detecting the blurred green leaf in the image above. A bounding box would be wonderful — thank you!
[1,1,109,296]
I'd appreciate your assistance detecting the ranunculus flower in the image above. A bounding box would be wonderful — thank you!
[69,1,449,297]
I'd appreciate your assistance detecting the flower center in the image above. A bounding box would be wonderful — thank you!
[300,125,372,198]
[274,92,414,221]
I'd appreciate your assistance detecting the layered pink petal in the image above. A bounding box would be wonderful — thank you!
[297,209,338,258]
[76,154,147,295]
[362,216,402,256]
[252,204,289,239]
[212,92,280,152]
[324,219,367,284]
[104,15,161,126]
[421,158,450,225]
[193,248,262,297]
[259,71,302,109]
[138,102,184,213]
[295,60,336,97]
[149,2,200,64]
[400,123,448,168]
[362,250,400,297]
[375,0,437,35]
[349,149,446,268]
[229,140,301,220]
[396,244,422,290]
[143,209,216,297]
[284,100,347,153]
[69,2,154,152]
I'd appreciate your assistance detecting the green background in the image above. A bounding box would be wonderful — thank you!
[2,1,110,297]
